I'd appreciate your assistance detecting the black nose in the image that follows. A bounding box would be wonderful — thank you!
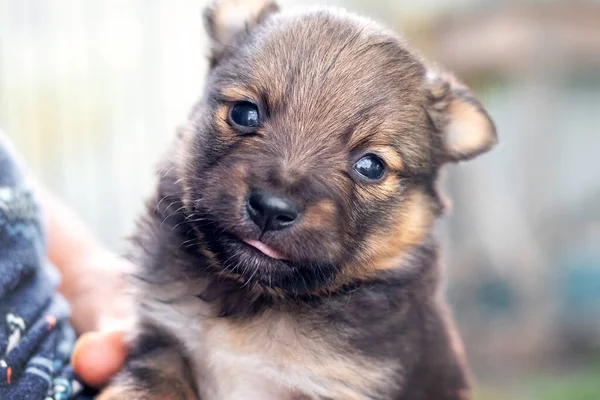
[246,189,299,232]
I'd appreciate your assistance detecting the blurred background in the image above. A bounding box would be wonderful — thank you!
[1,0,599,398]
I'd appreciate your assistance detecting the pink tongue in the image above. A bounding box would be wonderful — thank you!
[243,239,286,260]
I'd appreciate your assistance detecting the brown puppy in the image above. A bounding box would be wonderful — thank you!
[100,1,496,399]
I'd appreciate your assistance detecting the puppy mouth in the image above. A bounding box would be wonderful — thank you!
[242,238,287,260]
[197,224,339,293]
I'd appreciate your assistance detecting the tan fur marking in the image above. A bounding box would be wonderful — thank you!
[426,69,496,161]
[214,105,233,137]
[371,190,433,271]
[355,175,400,203]
[210,0,276,47]
[343,190,434,283]
[302,200,336,230]
[228,162,250,198]
[444,98,495,158]
[220,86,260,102]
[379,176,401,199]
[371,146,403,172]
[97,386,135,400]
[202,311,395,398]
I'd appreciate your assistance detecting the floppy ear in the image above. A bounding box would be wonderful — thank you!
[204,0,279,66]
[425,70,497,162]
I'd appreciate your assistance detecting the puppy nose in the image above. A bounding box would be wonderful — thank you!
[246,189,299,232]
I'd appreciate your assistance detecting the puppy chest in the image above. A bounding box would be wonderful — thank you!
[192,315,389,400]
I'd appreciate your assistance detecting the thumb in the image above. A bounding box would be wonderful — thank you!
[71,330,128,388]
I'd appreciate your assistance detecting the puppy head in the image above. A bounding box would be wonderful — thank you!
[178,0,496,295]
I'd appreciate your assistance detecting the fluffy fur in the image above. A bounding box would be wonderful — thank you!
[99,1,496,399]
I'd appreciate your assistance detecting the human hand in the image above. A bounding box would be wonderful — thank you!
[64,251,134,388]
[71,330,128,388]
[60,250,134,334]
[33,170,135,387]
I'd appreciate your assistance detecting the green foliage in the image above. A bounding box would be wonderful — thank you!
[526,367,600,400]
[475,365,600,400]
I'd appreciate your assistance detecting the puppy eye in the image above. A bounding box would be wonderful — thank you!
[353,154,385,180]
[229,102,260,130]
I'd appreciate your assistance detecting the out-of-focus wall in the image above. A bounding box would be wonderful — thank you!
[0,0,208,250]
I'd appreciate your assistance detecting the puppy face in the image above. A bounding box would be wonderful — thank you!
[178,1,496,295]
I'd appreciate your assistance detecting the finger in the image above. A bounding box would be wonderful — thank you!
[71,330,128,388]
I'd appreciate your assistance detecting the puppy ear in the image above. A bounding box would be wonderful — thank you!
[204,0,279,66]
[425,70,497,162]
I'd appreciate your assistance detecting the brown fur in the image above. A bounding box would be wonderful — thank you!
[101,1,496,399]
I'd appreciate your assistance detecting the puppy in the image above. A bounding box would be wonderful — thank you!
[100,1,496,399]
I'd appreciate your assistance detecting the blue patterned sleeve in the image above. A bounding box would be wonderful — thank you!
[0,131,93,400]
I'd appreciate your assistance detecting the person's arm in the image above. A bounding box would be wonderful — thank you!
[1,129,126,387]
[41,183,117,323]
[34,180,132,333]
[33,180,130,387]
